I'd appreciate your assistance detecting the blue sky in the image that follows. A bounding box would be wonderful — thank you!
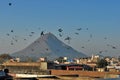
[0,0,120,57]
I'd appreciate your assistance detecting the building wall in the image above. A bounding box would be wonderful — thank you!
[40,62,47,70]
[1,62,49,74]
[51,70,120,78]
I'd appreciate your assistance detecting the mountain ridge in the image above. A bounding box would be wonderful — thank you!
[11,32,87,61]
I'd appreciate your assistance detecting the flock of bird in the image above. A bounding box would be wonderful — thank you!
[4,25,118,55]
[0,2,118,55]
[57,27,118,56]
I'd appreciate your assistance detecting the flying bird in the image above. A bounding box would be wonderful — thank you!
[9,3,12,6]
[64,36,71,41]
[46,48,49,51]
[58,28,63,32]
[90,34,92,38]
[81,46,85,48]
[14,40,18,42]
[77,28,82,31]
[6,33,10,36]
[75,32,79,35]
[112,46,117,49]
[24,39,26,41]
[11,30,14,33]
[66,47,70,50]
[59,33,62,37]
[99,51,103,54]
[31,32,35,34]
[29,35,32,37]
[104,37,107,40]
[64,36,71,44]
[31,49,34,51]
[86,28,88,30]
[87,40,90,42]
[11,42,14,45]
[107,44,110,46]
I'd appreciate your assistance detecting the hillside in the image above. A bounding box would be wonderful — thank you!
[11,32,86,60]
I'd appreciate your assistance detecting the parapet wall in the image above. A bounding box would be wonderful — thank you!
[51,70,120,78]
[2,62,41,66]
[1,62,48,74]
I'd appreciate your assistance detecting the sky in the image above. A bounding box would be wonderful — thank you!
[0,0,120,57]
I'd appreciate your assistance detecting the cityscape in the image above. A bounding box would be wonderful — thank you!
[0,32,120,80]
[0,0,120,80]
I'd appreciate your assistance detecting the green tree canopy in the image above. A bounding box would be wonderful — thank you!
[97,59,108,68]
[56,57,67,63]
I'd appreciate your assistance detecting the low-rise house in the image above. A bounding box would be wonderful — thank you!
[54,64,92,71]
[1,61,52,74]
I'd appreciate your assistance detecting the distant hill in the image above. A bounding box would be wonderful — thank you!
[11,32,87,61]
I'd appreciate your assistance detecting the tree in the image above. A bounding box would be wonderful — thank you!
[56,57,67,63]
[0,54,12,63]
[97,59,108,68]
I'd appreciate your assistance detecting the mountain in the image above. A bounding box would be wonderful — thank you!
[11,32,87,61]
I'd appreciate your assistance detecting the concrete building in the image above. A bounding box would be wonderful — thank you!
[1,61,49,74]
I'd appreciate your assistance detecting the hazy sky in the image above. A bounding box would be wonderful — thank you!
[0,0,120,57]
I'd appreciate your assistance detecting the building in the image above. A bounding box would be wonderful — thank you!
[1,61,49,74]
[54,64,92,71]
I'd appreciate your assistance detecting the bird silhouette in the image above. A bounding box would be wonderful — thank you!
[81,46,85,48]
[9,3,12,6]
[77,28,82,31]
[112,46,116,49]
[29,34,32,37]
[104,37,107,40]
[75,32,79,35]
[59,33,62,37]
[41,31,44,36]
[64,36,71,40]
[11,30,14,33]
[6,33,10,36]
[31,32,35,34]
[11,42,14,45]
[58,28,63,32]
[90,34,92,38]
[86,28,88,30]
[64,36,71,44]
